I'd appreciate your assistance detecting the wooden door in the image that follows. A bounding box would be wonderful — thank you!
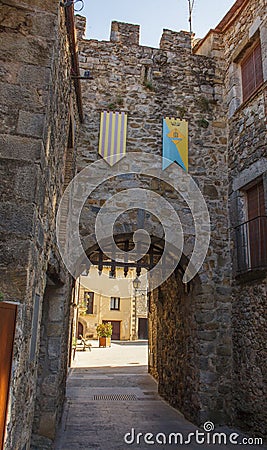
[103,321,120,340]
[78,321,84,337]
[0,303,17,450]
[138,318,148,340]
[111,321,120,340]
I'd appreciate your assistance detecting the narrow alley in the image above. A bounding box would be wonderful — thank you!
[1,1,266,448]
[54,343,265,450]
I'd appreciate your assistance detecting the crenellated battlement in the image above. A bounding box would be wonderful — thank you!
[75,16,193,51]
[110,21,140,45]
[160,29,193,51]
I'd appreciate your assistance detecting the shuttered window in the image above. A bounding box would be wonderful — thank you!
[246,181,267,270]
[247,181,265,220]
[241,41,263,102]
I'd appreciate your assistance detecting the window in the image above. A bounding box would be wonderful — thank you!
[84,291,94,314]
[110,297,120,310]
[241,41,263,102]
[235,180,267,273]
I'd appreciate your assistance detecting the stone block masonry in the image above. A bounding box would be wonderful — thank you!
[194,0,266,437]
[223,1,267,437]
[75,16,232,426]
[0,0,264,447]
[0,2,80,449]
[110,21,140,45]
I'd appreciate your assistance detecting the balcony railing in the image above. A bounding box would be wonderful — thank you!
[235,216,267,273]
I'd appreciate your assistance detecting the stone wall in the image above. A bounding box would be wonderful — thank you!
[149,270,200,423]
[75,16,232,424]
[1,0,264,444]
[0,1,79,448]
[195,0,267,436]
[222,0,267,437]
[149,264,233,425]
[31,280,74,449]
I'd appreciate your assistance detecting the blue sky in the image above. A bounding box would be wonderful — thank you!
[80,0,236,47]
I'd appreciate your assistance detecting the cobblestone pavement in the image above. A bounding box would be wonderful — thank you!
[55,342,266,450]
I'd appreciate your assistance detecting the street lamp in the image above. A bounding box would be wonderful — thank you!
[132,276,141,340]
[133,276,141,290]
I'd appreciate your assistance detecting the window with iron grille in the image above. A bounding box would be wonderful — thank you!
[84,291,94,314]
[241,41,263,103]
[110,297,120,310]
[235,180,267,273]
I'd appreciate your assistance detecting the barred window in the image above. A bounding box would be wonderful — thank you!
[235,180,267,273]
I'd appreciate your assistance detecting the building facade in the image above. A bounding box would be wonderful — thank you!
[75,267,148,341]
[75,13,232,426]
[194,0,267,435]
[75,0,267,434]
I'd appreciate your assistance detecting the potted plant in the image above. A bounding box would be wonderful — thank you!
[96,322,112,347]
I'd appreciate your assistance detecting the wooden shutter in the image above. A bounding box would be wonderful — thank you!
[254,43,264,89]
[247,181,266,269]
[241,41,263,102]
[247,182,265,219]
[0,303,17,450]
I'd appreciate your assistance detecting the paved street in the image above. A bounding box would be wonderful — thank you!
[55,342,266,450]
[72,339,149,368]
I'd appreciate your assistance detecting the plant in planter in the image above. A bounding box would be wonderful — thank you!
[96,322,112,348]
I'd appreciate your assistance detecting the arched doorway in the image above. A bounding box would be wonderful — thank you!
[57,165,232,428]
[81,234,206,424]
[78,321,84,337]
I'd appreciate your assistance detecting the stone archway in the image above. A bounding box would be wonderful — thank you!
[77,317,87,337]
[57,156,232,427]
[81,232,230,425]
[71,189,232,427]
[70,15,233,430]
[78,321,84,337]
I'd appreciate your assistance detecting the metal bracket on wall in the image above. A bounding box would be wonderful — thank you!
[71,76,94,80]
[60,0,84,12]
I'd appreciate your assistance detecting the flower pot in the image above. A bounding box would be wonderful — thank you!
[99,336,111,347]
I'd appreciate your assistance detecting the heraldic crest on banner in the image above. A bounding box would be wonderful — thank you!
[162,117,188,172]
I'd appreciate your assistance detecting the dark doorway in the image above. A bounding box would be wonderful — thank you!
[78,322,84,337]
[103,320,121,340]
[0,302,17,450]
[31,279,72,447]
[138,318,148,340]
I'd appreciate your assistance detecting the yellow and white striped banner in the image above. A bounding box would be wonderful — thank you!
[98,111,127,166]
